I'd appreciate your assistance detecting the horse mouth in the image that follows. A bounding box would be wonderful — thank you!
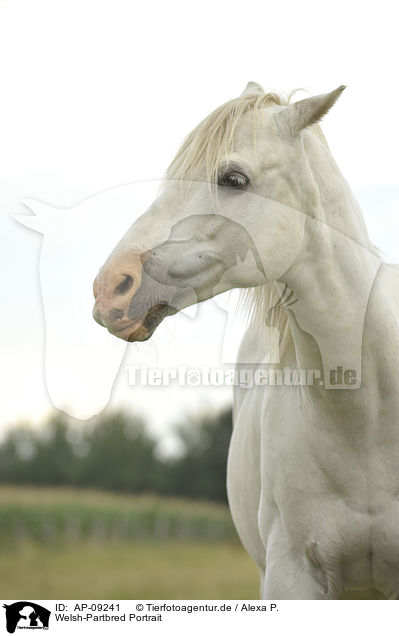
[110,302,175,342]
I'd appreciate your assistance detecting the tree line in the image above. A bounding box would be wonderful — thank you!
[0,408,233,502]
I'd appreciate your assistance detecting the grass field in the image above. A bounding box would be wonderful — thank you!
[0,486,259,599]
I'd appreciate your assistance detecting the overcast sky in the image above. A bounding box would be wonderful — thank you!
[1,0,399,450]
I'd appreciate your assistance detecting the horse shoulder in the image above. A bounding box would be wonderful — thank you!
[381,262,399,310]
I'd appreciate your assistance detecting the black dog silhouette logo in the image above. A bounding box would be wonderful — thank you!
[2,602,51,633]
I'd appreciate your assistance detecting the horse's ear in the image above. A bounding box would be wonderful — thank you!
[240,81,264,97]
[276,85,346,135]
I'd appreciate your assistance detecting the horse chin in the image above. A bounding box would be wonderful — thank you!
[115,302,176,343]
[127,325,153,342]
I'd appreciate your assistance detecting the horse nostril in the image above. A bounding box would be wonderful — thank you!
[108,308,125,322]
[113,274,133,296]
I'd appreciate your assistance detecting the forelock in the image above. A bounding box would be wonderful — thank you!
[165,90,291,184]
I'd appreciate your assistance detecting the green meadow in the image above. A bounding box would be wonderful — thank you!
[0,486,259,599]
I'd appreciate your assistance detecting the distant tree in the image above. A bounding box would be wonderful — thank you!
[77,410,159,492]
[0,407,233,502]
[168,409,233,502]
[0,409,161,493]
[0,423,39,483]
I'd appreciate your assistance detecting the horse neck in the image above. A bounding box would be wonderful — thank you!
[303,130,373,251]
[279,134,382,391]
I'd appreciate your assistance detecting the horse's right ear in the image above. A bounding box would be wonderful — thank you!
[275,85,346,136]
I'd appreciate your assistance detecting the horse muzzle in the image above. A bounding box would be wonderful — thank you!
[92,250,178,342]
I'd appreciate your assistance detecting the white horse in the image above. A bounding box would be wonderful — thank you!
[92,82,399,599]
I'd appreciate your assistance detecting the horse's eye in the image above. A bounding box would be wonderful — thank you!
[218,171,249,190]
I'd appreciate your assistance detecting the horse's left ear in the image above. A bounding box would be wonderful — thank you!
[240,81,264,97]
[276,85,346,136]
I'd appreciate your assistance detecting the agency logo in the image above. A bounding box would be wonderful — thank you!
[2,602,51,633]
